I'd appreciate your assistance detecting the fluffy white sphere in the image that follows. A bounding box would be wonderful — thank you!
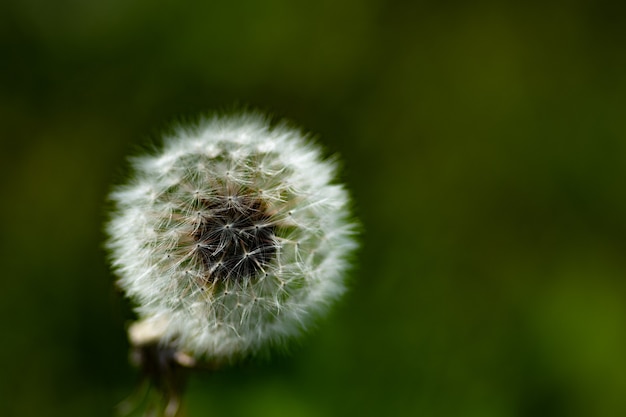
[106,113,358,359]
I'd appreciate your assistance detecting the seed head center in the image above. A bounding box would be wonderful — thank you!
[192,196,276,282]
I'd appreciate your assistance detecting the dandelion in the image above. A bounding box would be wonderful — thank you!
[106,112,358,364]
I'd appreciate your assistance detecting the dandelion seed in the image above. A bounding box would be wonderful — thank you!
[107,112,358,360]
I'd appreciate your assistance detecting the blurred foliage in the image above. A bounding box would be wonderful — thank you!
[2,0,626,416]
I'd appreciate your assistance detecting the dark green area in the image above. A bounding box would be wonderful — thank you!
[2,1,626,416]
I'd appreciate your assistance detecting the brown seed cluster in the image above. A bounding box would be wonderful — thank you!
[191,196,277,282]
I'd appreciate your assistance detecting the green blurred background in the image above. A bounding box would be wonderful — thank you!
[2,1,626,416]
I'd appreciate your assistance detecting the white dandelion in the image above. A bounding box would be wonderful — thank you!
[107,112,358,361]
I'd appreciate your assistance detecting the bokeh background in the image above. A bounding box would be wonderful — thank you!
[2,1,626,416]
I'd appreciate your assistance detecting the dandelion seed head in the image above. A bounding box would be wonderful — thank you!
[107,113,358,359]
